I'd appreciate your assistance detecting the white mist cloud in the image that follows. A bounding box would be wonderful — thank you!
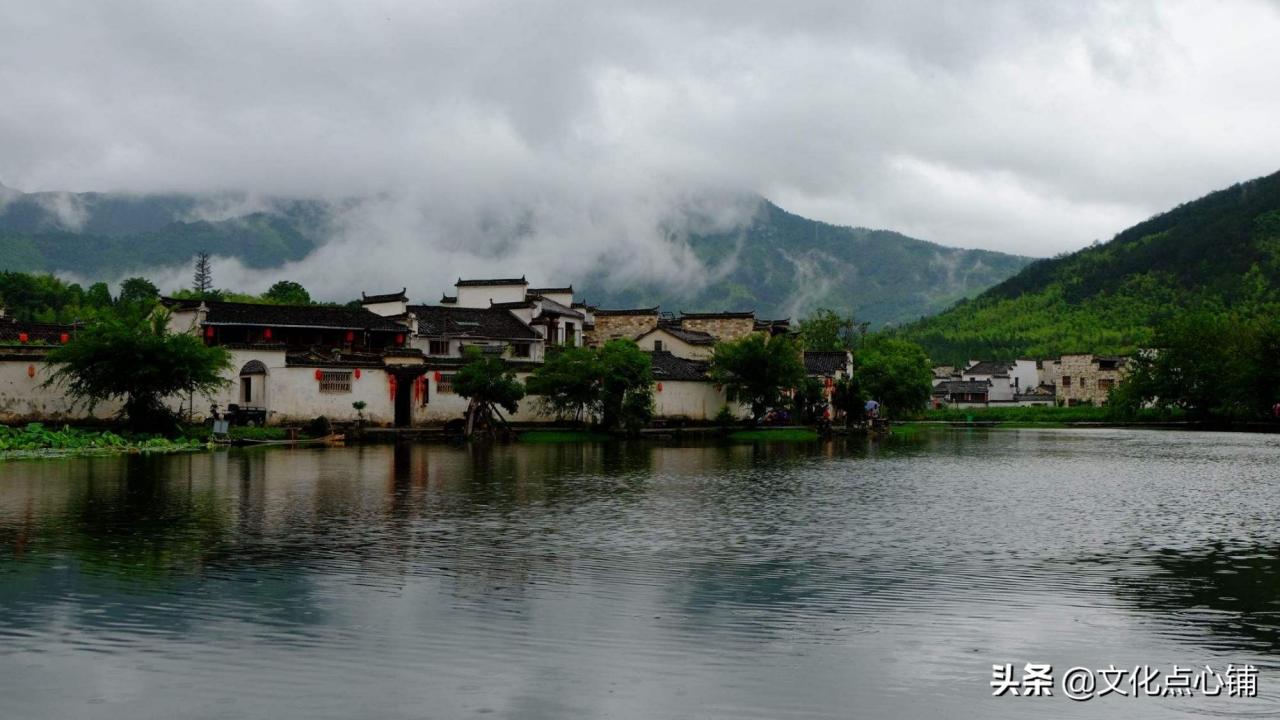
[3,0,1280,300]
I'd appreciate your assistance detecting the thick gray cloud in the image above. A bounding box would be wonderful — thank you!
[3,0,1280,296]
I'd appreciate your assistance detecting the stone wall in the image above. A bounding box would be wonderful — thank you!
[678,316,756,342]
[587,312,658,346]
[1039,354,1126,406]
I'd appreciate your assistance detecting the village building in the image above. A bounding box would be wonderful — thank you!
[163,297,425,427]
[634,324,716,360]
[932,380,992,407]
[804,350,854,409]
[931,359,1057,408]
[1039,354,1127,406]
[587,307,661,346]
[0,276,797,427]
[0,313,121,422]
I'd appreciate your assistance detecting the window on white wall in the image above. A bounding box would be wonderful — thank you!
[437,374,456,394]
[319,371,352,393]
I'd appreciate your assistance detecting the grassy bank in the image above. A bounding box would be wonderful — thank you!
[910,406,1181,423]
[0,423,205,459]
[728,428,820,442]
[518,430,613,443]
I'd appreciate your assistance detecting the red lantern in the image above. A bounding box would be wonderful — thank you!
[205,326,215,338]
[825,377,834,388]
[433,371,442,382]
[656,382,663,392]
[18,332,28,343]
[345,330,355,343]
[315,369,323,381]
[263,328,273,340]
[354,368,361,379]
[26,364,35,378]
[59,332,70,344]
[395,333,405,346]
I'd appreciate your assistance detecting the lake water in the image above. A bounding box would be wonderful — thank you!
[2,428,1279,719]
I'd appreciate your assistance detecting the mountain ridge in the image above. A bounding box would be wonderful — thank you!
[0,187,1034,324]
[899,167,1280,364]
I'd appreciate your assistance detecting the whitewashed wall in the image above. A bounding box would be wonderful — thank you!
[635,328,712,360]
[456,284,527,308]
[0,359,122,423]
[653,380,745,421]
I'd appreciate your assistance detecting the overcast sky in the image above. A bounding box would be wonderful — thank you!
[3,0,1280,293]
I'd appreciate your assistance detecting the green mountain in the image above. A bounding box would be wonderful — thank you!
[578,199,1033,324]
[900,169,1280,364]
[0,185,331,274]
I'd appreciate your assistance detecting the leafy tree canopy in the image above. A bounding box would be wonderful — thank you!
[797,308,866,351]
[453,348,525,417]
[596,339,654,431]
[526,346,603,422]
[708,333,806,422]
[117,277,160,307]
[853,336,932,417]
[263,280,312,305]
[43,309,232,432]
[1110,307,1280,420]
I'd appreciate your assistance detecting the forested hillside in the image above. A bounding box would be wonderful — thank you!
[900,169,1280,364]
[0,185,330,273]
[580,200,1032,323]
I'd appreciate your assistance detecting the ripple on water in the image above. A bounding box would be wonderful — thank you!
[1,428,1279,719]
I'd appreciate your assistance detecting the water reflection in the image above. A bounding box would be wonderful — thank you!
[1115,541,1280,655]
[1,429,1278,719]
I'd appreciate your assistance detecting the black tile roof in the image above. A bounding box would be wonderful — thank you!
[641,325,715,346]
[361,289,407,303]
[533,296,584,319]
[455,277,527,287]
[528,286,573,294]
[440,295,457,304]
[964,360,1015,376]
[647,351,711,381]
[593,307,659,316]
[680,311,755,319]
[409,304,540,340]
[164,298,407,331]
[804,351,850,376]
[935,380,990,395]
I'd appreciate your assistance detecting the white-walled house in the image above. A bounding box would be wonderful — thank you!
[0,314,122,423]
[0,276,776,427]
[634,325,716,360]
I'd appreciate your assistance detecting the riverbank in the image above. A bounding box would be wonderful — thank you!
[0,423,205,460]
[905,406,1280,432]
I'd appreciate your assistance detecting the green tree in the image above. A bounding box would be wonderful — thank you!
[117,277,160,307]
[526,346,603,422]
[797,308,865,351]
[453,347,525,437]
[262,280,311,305]
[791,376,827,423]
[43,309,232,432]
[597,340,654,432]
[193,251,213,294]
[708,333,806,423]
[1110,309,1280,420]
[853,336,931,418]
[831,375,866,425]
[85,282,113,309]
